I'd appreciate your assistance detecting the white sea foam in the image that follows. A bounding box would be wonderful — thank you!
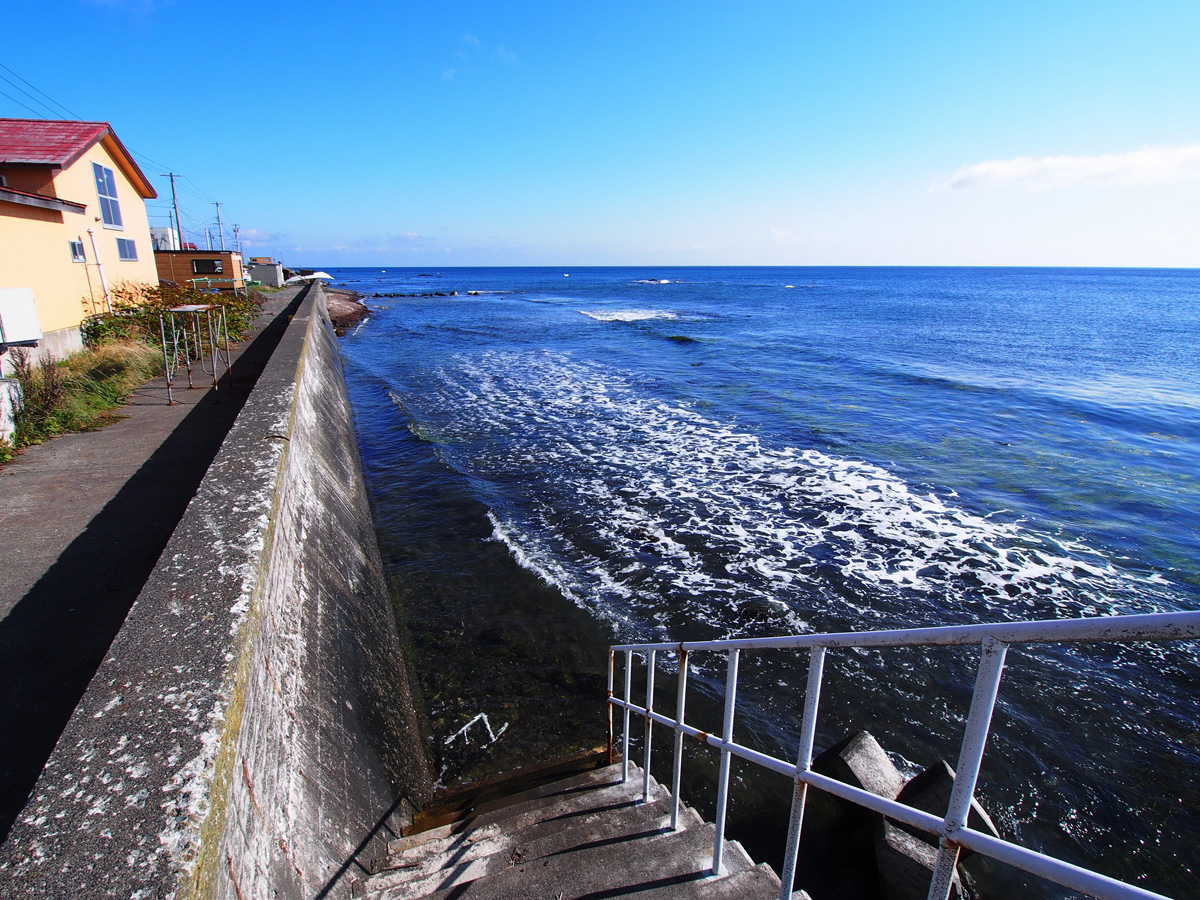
[416,350,1171,643]
[579,309,678,323]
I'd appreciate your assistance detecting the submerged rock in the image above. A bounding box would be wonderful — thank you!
[876,819,963,900]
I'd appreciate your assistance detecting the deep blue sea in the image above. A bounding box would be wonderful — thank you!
[332,266,1199,898]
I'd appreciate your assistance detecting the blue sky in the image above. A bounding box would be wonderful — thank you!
[3,1,1198,266]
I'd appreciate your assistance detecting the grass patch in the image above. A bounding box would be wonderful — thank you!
[7,341,163,450]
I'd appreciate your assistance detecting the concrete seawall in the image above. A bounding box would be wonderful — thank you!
[0,283,434,898]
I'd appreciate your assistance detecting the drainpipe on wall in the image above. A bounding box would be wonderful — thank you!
[86,228,112,315]
[80,236,96,311]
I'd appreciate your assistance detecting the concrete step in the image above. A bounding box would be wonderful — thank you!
[365,822,762,900]
[605,863,782,900]
[514,796,701,865]
[369,769,667,887]
[468,765,664,831]
[405,747,612,834]
[377,769,636,876]
[369,797,698,896]
[361,762,781,900]
[387,763,651,862]
[406,758,620,836]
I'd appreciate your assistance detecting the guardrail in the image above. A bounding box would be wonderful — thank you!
[606,611,1200,900]
[187,276,249,298]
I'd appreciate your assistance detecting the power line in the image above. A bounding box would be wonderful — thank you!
[0,72,60,119]
[0,87,46,118]
[0,62,81,120]
[182,175,217,203]
[176,182,212,204]
[130,148,175,174]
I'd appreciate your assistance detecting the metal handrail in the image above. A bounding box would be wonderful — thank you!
[606,610,1200,900]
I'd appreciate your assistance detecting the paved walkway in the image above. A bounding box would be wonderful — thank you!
[0,285,304,842]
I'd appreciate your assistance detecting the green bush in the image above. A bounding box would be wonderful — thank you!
[82,281,262,350]
[10,348,66,443]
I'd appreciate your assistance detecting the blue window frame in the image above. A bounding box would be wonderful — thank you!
[116,238,137,261]
[93,162,123,229]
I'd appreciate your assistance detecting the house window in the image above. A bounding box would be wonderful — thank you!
[70,240,86,263]
[192,259,223,275]
[117,238,138,261]
[92,162,123,229]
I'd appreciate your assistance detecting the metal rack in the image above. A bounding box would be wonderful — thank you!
[158,304,233,405]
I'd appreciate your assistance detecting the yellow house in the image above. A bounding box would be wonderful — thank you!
[0,119,158,367]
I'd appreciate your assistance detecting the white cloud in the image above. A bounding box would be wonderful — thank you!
[443,68,456,80]
[463,33,480,45]
[494,43,517,64]
[945,144,1200,190]
[238,228,283,246]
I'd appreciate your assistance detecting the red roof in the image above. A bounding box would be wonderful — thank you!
[0,119,110,167]
[0,119,156,198]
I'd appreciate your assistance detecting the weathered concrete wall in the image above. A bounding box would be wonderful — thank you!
[0,282,433,898]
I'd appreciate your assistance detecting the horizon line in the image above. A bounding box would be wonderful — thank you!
[288,263,1200,271]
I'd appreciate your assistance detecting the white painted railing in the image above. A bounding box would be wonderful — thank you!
[606,611,1200,900]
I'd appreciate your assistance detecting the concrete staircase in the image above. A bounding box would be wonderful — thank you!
[356,762,783,899]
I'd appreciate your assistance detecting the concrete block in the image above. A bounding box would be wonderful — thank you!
[812,731,904,807]
[875,819,962,900]
[895,760,1000,854]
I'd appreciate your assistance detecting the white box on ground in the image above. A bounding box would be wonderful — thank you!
[0,378,20,442]
[0,288,43,346]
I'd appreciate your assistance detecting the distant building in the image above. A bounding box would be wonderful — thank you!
[246,256,284,287]
[154,250,245,292]
[150,226,179,251]
[0,119,158,370]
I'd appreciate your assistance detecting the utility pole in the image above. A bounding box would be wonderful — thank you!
[213,201,226,250]
[233,224,241,254]
[161,172,184,250]
[206,226,213,250]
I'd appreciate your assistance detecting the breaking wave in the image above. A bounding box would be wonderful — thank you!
[579,309,678,323]
[397,350,1173,644]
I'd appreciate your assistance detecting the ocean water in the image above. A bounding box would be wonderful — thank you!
[335,266,1199,898]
